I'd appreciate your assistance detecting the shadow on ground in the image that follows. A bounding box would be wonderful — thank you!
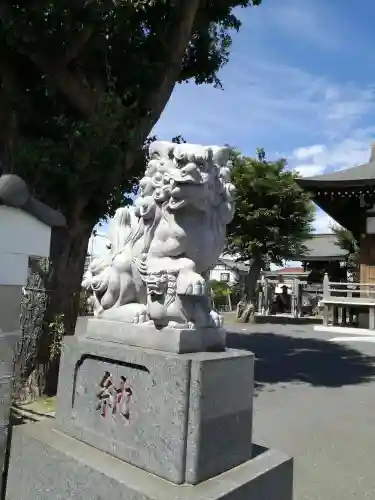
[227,331,375,390]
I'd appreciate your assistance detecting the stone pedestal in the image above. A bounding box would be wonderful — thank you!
[76,316,226,354]
[5,320,294,499]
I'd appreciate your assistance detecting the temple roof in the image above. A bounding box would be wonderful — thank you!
[219,257,250,273]
[294,233,347,262]
[297,143,375,189]
[0,174,66,227]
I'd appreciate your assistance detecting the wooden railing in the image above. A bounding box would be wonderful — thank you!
[321,273,375,329]
[322,273,375,301]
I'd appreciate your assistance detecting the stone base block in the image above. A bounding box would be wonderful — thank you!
[56,335,254,484]
[76,316,226,354]
[5,422,294,500]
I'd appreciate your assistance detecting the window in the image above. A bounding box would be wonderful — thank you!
[220,273,230,282]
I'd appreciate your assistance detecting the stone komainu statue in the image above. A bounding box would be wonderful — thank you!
[83,141,236,330]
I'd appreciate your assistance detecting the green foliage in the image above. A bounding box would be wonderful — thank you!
[227,149,315,265]
[331,224,359,276]
[209,279,232,299]
[0,0,263,225]
[12,94,136,220]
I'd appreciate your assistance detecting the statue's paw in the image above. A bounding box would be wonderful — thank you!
[210,310,224,328]
[193,276,207,296]
[81,278,91,289]
[91,276,108,294]
[94,305,104,317]
[167,321,190,329]
[143,320,155,326]
[133,307,148,324]
[177,271,207,296]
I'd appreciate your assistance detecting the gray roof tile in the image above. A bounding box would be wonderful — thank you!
[295,233,347,261]
[0,174,66,227]
[297,143,375,188]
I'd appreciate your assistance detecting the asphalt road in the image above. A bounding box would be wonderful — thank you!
[227,322,375,500]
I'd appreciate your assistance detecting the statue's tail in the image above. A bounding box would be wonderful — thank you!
[107,207,134,254]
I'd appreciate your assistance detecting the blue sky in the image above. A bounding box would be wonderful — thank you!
[91,0,375,255]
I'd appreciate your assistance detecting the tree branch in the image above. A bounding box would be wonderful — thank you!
[30,55,99,119]
[0,4,98,120]
[134,0,201,143]
[59,27,94,66]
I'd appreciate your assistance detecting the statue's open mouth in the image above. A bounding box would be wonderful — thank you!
[172,174,203,185]
[168,197,186,210]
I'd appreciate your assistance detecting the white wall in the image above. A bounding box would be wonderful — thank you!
[0,206,51,258]
[0,253,29,286]
[210,265,239,284]
[0,206,51,286]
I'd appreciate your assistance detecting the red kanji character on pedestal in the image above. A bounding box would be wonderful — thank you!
[96,372,133,423]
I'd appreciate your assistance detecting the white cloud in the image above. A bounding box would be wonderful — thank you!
[327,93,375,122]
[289,132,374,232]
[324,87,375,138]
[293,144,326,160]
[289,128,375,179]
[294,164,325,177]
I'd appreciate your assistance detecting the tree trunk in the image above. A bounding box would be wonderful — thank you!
[237,257,264,324]
[35,221,92,396]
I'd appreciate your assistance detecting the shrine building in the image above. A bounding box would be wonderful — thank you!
[296,143,375,285]
[294,233,347,282]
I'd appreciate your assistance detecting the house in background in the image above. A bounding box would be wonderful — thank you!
[209,256,249,285]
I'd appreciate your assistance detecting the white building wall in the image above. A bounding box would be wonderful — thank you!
[0,206,51,258]
[210,267,238,284]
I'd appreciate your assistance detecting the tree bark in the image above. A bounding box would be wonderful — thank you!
[0,50,18,172]
[131,0,201,146]
[35,221,92,396]
[237,257,264,324]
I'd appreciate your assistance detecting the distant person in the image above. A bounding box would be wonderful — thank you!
[276,285,291,313]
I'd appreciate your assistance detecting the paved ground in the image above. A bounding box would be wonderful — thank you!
[227,322,375,500]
